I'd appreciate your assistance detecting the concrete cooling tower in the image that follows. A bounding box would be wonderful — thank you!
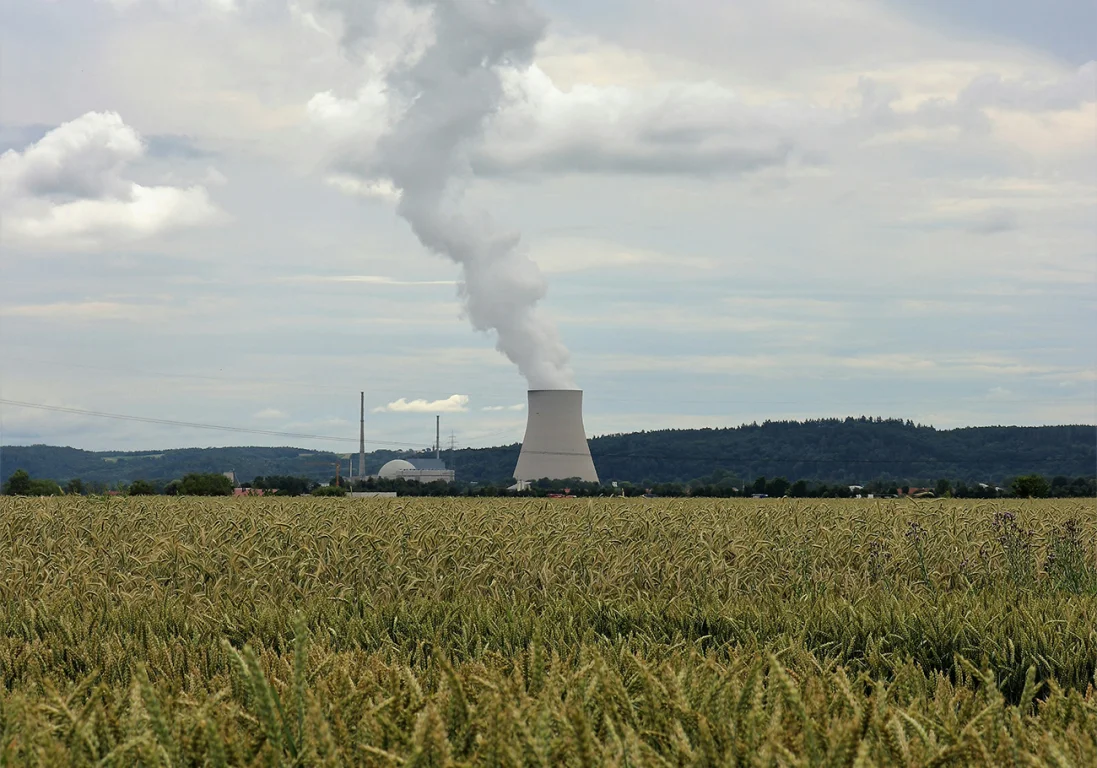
[513,389,599,482]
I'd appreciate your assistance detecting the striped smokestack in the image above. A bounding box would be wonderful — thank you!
[359,391,365,479]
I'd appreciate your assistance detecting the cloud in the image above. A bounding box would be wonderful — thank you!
[323,173,401,202]
[373,394,470,413]
[965,208,1019,234]
[253,408,288,420]
[855,61,1097,141]
[958,61,1097,112]
[477,65,805,177]
[0,111,224,249]
[273,274,456,286]
[146,134,217,160]
[530,237,717,274]
[896,206,1020,234]
[0,300,164,321]
[310,49,1093,191]
[481,403,525,412]
[308,62,810,185]
[104,0,241,12]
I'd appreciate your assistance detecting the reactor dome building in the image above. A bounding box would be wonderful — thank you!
[513,389,599,483]
[378,458,455,483]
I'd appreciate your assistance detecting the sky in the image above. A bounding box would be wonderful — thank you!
[1,0,1094,455]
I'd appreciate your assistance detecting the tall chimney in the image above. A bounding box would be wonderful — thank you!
[513,389,598,482]
[359,391,366,479]
[436,415,441,461]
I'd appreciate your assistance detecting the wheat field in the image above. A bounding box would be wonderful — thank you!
[0,496,1094,766]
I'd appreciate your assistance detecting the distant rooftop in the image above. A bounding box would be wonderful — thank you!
[407,458,447,471]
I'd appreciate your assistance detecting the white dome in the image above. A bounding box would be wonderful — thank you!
[378,459,416,479]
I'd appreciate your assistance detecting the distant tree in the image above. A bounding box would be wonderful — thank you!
[4,469,32,495]
[128,479,157,496]
[311,486,346,497]
[255,475,316,496]
[1049,476,1071,497]
[934,478,952,498]
[64,478,87,495]
[28,478,63,496]
[1011,474,1050,499]
[766,477,791,497]
[752,477,767,495]
[178,473,233,496]
[789,479,809,498]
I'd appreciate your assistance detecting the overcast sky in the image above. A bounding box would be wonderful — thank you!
[1,0,1094,454]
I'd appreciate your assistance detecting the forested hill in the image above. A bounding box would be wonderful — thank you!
[3,419,1094,487]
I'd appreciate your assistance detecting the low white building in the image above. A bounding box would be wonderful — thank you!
[377,458,455,484]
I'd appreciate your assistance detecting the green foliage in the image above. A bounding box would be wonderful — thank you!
[1045,519,1094,593]
[177,472,234,496]
[127,479,157,496]
[63,478,86,495]
[310,485,347,497]
[28,478,63,496]
[5,470,62,496]
[5,420,1096,487]
[1011,473,1051,498]
[3,468,32,495]
[252,474,316,496]
[0,496,1094,765]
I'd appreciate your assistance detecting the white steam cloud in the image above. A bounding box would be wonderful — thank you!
[374,394,470,413]
[321,0,575,389]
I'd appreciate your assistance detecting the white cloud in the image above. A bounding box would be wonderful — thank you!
[308,62,813,184]
[481,403,525,412]
[478,65,808,177]
[253,408,288,420]
[530,237,717,274]
[373,394,470,413]
[203,166,228,186]
[0,112,224,249]
[103,0,241,13]
[273,274,456,286]
[958,62,1097,112]
[0,300,166,322]
[323,174,402,202]
[855,61,1097,146]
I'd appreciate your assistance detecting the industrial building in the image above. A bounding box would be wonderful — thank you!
[513,389,599,482]
[377,457,455,484]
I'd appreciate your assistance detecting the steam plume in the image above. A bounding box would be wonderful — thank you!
[332,0,575,389]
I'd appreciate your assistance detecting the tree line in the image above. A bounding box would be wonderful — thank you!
[4,420,1094,488]
[4,468,1093,499]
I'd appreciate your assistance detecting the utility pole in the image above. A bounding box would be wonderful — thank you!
[435,415,441,461]
[449,432,457,476]
[359,391,366,479]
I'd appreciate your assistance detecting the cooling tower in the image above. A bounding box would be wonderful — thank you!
[513,389,599,483]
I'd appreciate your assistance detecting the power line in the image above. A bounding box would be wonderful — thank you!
[0,399,425,448]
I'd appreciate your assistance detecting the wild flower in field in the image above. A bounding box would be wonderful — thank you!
[867,538,891,584]
[1046,519,1092,593]
[905,521,931,587]
[992,510,1035,586]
